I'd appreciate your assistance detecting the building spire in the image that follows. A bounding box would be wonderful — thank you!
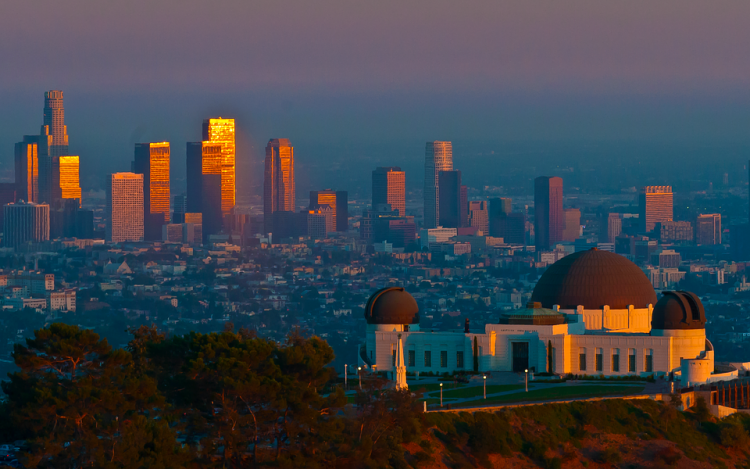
[395,334,408,390]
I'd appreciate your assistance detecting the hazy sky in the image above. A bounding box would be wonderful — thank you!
[2,0,750,197]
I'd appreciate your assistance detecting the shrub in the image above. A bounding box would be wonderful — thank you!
[654,446,682,465]
[720,423,749,448]
[597,447,622,464]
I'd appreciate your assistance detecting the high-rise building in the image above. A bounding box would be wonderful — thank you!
[263,139,295,233]
[639,186,673,232]
[460,185,468,228]
[4,201,50,248]
[309,190,348,232]
[534,176,563,251]
[134,142,170,240]
[0,184,16,233]
[38,90,69,205]
[372,167,405,217]
[202,118,236,216]
[696,213,722,246]
[106,173,144,243]
[468,201,489,235]
[600,213,622,244]
[307,208,333,239]
[186,142,222,240]
[14,136,39,203]
[489,198,512,238]
[657,221,692,243]
[59,156,81,205]
[50,198,80,239]
[562,208,581,242]
[424,141,453,228]
[438,170,461,228]
[172,194,188,224]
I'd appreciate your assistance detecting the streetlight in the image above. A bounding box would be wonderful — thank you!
[483,375,486,399]
[440,383,443,407]
[525,369,528,392]
[344,364,348,390]
[358,367,362,390]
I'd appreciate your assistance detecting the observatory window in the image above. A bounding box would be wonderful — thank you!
[424,351,432,368]
[408,350,415,367]
[440,351,448,368]
[629,349,636,373]
[612,349,620,372]
[596,348,603,372]
[579,348,587,372]
[645,349,653,372]
[456,351,464,369]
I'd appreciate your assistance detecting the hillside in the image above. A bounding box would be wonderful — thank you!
[407,399,748,469]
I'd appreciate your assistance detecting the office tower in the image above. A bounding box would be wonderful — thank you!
[657,221,693,242]
[106,173,144,243]
[202,118,236,216]
[385,219,417,248]
[696,214,722,245]
[38,90,69,205]
[372,167,405,217]
[639,186,673,232]
[534,176,563,251]
[424,141,453,228]
[0,184,16,233]
[172,194,188,224]
[4,201,50,248]
[14,136,39,203]
[460,185,468,228]
[162,224,183,243]
[600,213,622,244]
[438,170,461,228]
[307,208,333,239]
[309,190,348,232]
[468,201,489,235]
[562,208,581,242]
[365,204,402,242]
[50,198,80,239]
[75,209,94,238]
[503,213,527,244]
[187,142,222,240]
[59,156,81,205]
[263,138,295,232]
[489,198,512,237]
[134,142,170,240]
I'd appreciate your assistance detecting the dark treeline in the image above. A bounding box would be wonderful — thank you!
[0,324,422,468]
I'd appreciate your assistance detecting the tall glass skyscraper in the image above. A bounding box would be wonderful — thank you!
[59,156,81,205]
[186,141,223,240]
[106,173,144,243]
[263,138,295,233]
[202,118,235,217]
[534,176,564,251]
[424,141,453,229]
[639,186,673,232]
[14,136,39,203]
[39,90,69,204]
[134,142,170,240]
[372,167,405,217]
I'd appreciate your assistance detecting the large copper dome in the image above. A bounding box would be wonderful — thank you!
[531,248,657,310]
[364,287,420,325]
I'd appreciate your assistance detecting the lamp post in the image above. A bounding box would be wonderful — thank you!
[358,367,362,390]
[440,383,443,407]
[483,375,487,399]
[344,364,348,390]
[525,369,528,392]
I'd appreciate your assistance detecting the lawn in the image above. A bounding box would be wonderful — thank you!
[409,382,465,393]
[438,384,525,399]
[456,384,645,407]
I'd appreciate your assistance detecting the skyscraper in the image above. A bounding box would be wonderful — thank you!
[424,141,453,229]
[59,156,81,205]
[172,194,188,224]
[372,167,405,217]
[489,198,512,238]
[14,136,39,203]
[106,173,144,243]
[186,142,223,240]
[460,185,468,228]
[696,213,722,246]
[202,118,235,216]
[639,186,673,232]
[534,176,563,251]
[438,170,461,228]
[0,184,17,233]
[134,142,170,240]
[309,190,348,232]
[263,138,295,233]
[3,201,49,248]
[600,213,622,244]
[468,201,489,235]
[562,208,581,242]
[38,90,69,205]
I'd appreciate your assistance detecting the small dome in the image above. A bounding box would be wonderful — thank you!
[531,248,657,310]
[651,291,706,330]
[364,287,419,325]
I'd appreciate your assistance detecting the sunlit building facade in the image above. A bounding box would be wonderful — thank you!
[372,167,406,217]
[424,141,453,229]
[4,201,49,248]
[202,118,236,216]
[134,142,170,240]
[263,138,295,233]
[39,90,69,204]
[639,186,673,232]
[59,156,81,205]
[106,172,144,243]
[468,201,489,235]
[186,142,222,240]
[309,190,348,232]
[14,136,39,203]
[562,208,581,242]
[535,176,564,251]
[695,213,722,246]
